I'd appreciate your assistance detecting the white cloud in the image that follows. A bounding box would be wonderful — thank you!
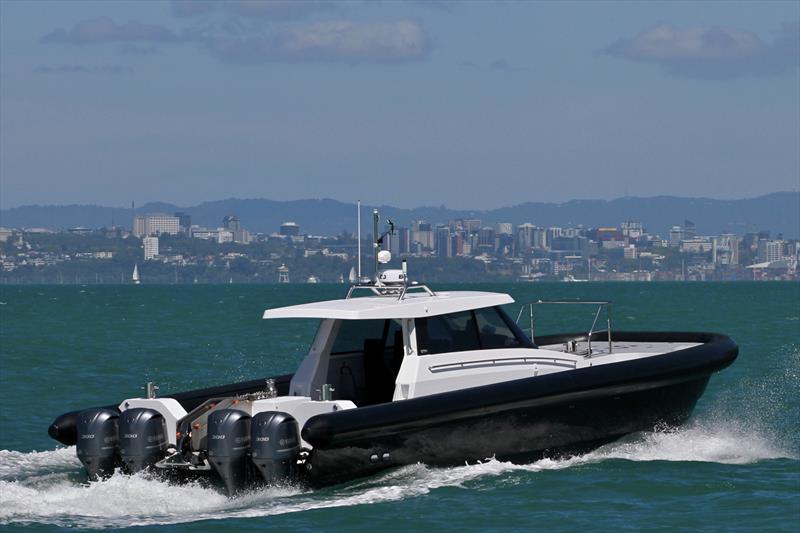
[605,21,799,79]
[171,0,333,20]
[207,20,430,64]
[41,17,186,44]
[41,15,430,66]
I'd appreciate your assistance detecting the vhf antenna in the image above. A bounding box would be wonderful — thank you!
[373,209,395,277]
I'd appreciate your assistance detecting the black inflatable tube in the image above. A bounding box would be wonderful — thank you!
[48,374,293,446]
[301,331,738,449]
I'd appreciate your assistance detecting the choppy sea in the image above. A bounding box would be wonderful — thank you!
[0,282,798,531]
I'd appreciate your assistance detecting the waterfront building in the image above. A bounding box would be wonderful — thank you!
[277,264,290,283]
[712,234,740,266]
[758,239,784,263]
[143,236,159,261]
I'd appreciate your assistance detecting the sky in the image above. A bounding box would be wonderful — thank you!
[0,0,798,210]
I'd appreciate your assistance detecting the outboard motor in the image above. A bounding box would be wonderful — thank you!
[76,408,119,480]
[207,409,251,496]
[118,408,168,474]
[250,411,301,485]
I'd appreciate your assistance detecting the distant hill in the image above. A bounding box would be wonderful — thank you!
[1,192,798,238]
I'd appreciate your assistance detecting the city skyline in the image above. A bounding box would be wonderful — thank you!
[1,1,798,210]
[2,206,796,283]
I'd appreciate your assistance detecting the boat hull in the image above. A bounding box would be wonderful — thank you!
[305,374,709,486]
[48,331,737,491]
[301,331,737,487]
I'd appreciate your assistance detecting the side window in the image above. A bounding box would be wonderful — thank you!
[474,307,524,349]
[385,319,402,349]
[330,319,386,355]
[416,311,481,355]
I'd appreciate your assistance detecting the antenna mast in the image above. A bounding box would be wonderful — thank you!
[357,200,362,281]
[373,208,379,276]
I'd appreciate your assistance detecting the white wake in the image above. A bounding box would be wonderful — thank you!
[0,418,792,529]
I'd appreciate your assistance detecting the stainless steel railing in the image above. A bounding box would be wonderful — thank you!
[516,300,613,356]
[346,282,436,300]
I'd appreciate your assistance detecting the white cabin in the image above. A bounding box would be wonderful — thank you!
[264,288,548,404]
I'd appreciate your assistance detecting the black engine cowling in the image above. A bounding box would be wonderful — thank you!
[76,408,119,480]
[207,409,251,495]
[118,408,168,473]
[250,411,300,485]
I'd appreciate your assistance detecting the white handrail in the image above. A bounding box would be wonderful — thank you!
[516,300,613,356]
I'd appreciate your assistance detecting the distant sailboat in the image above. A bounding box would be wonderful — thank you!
[132,263,140,285]
[348,266,357,283]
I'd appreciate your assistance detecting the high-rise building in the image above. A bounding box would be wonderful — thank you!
[669,226,684,248]
[132,214,180,237]
[533,227,547,250]
[383,230,401,255]
[478,227,495,251]
[757,239,784,263]
[223,215,250,244]
[712,234,740,266]
[547,227,563,245]
[621,221,644,239]
[397,227,410,254]
[435,226,452,258]
[462,219,482,234]
[495,222,513,235]
[223,215,241,232]
[143,236,159,261]
[175,212,192,233]
[411,221,434,250]
[684,220,696,240]
[133,216,147,237]
[516,223,536,253]
[451,232,465,256]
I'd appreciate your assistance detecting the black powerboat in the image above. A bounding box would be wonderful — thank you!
[48,267,737,494]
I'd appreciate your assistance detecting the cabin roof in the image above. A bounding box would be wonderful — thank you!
[262,291,514,320]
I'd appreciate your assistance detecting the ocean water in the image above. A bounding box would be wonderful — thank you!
[0,282,798,531]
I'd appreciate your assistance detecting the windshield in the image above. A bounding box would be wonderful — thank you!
[415,306,532,355]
